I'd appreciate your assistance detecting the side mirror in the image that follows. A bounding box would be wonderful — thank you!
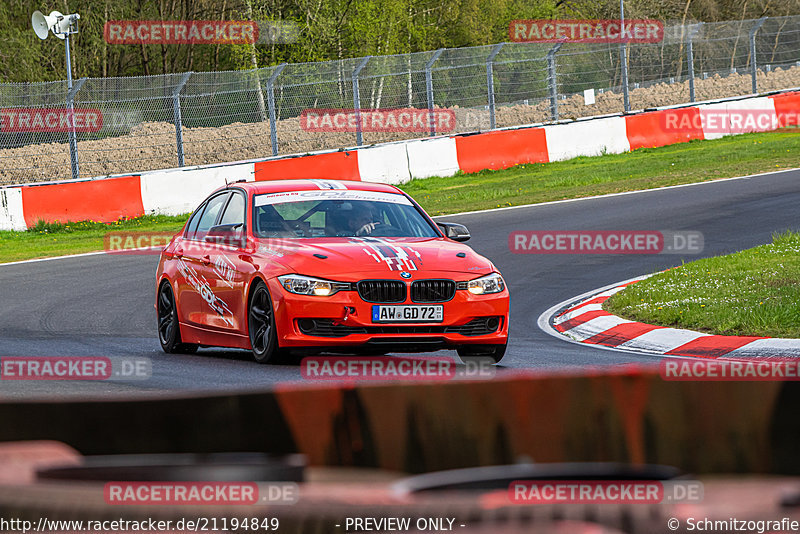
[205,223,244,247]
[437,222,471,242]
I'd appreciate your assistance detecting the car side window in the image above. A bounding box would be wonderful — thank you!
[184,203,205,240]
[219,191,246,227]
[193,192,231,241]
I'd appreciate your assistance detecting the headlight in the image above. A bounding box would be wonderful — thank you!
[278,274,348,296]
[467,273,505,295]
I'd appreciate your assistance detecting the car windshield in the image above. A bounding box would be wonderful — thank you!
[252,190,440,239]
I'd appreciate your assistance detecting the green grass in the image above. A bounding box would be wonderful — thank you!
[1,129,800,263]
[604,231,800,338]
[0,215,188,263]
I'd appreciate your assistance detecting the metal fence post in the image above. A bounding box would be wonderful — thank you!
[65,77,86,181]
[749,17,767,94]
[425,49,445,137]
[620,44,630,111]
[687,23,703,103]
[352,56,371,146]
[172,71,192,167]
[547,43,563,121]
[486,43,504,130]
[267,63,287,157]
[619,0,630,112]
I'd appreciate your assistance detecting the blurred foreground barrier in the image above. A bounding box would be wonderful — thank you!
[0,369,796,474]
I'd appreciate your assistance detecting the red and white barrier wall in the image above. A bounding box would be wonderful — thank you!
[1,90,798,231]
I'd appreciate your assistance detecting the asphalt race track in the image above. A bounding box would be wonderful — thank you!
[1,169,798,399]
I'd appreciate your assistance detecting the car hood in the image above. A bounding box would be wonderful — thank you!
[253,237,496,278]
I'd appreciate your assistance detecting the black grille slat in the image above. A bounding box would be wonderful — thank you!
[357,280,406,303]
[300,319,447,337]
[356,279,456,303]
[300,317,502,338]
[411,280,456,303]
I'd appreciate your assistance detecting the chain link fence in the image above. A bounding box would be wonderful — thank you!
[2,15,800,185]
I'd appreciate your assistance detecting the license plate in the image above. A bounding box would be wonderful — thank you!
[372,305,443,323]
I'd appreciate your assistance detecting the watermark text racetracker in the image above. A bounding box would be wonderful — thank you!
[105,231,175,255]
[104,231,294,255]
[510,19,664,43]
[104,20,299,45]
[510,480,703,504]
[302,356,496,381]
[1,108,102,133]
[661,359,800,381]
[662,108,800,133]
[0,357,150,381]
[300,108,457,133]
[105,482,298,505]
[1,108,145,134]
[509,231,703,254]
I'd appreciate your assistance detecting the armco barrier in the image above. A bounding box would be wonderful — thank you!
[734,96,778,134]
[544,116,630,161]
[20,175,144,227]
[405,137,461,180]
[0,188,25,231]
[699,102,732,140]
[254,151,360,182]
[0,371,797,474]
[1,89,799,231]
[357,144,411,183]
[772,90,800,121]
[625,107,704,150]
[455,128,549,173]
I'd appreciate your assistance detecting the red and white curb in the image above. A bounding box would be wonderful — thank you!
[537,275,800,359]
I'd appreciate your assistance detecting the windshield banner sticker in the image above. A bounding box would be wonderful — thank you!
[255,190,412,207]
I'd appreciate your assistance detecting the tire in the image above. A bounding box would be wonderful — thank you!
[248,281,288,364]
[457,343,506,364]
[157,281,198,354]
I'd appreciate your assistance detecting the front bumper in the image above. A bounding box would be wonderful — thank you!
[266,278,509,349]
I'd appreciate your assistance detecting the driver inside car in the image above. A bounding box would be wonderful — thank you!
[348,203,382,236]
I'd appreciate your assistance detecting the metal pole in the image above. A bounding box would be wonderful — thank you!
[425,49,444,137]
[687,23,702,103]
[64,34,80,180]
[172,71,192,167]
[486,43,504,130]
[547,43,563,121]
[267,63,287,157]
[352,56,371,146]
[65,76,86,181]
[749,17,767,94]
[619,0,630,112]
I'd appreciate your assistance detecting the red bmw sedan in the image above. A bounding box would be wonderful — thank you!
[155,179,509,363]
